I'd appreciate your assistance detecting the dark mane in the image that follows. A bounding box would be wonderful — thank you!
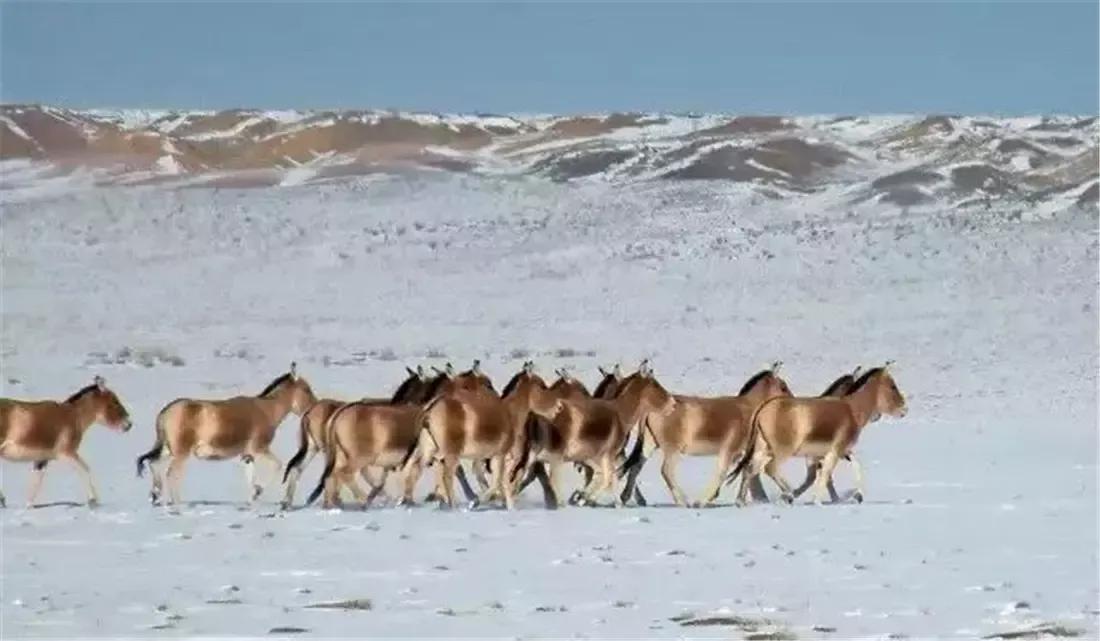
[420,373,450,401]
[849,367,884,394]
[738,370,772,396]
[391,375,422,403]
[552,377,590,397]
[820,374,855,397]
[464,371,496,393]
[612,372,641,398]
[500,371,526,398]
[65,384,99,403]
[592,375,618,399]
[258,373,293,397]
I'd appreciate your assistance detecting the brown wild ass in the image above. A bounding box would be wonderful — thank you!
[788,365,864,501]
[136,363,317,506]
[1,376,132,507]
[730,363,908,505]
[402,360,559,510]
[304,363,491,509]
[619,362,792,507]
[280,365,431,509]
[522,361,676,507]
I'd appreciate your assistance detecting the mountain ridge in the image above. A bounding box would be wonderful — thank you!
[1,104,1096,212]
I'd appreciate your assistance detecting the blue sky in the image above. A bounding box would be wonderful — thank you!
[1,2,1096,114]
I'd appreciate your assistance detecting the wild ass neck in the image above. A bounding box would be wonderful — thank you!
[66,394,103,432]
[843,377,881,428]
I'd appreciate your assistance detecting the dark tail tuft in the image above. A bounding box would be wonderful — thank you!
[136,410,167,478]
[305,453,335,506]
[618,415,647,477]
[283,411,313,483]
[725,401,771,487]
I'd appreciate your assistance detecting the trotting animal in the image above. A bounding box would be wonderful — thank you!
[136,363,316,506]
[1,376,132,507]
[729,363,908,505]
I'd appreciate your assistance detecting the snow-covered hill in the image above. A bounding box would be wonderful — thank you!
[1,169,1097,638]
[2,105,1096,214]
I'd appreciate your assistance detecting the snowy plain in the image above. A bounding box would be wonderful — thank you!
[0,172,1097,639]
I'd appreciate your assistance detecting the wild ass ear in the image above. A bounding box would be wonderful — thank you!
[444,362,455,376]
[523,360,535,374]
[290,362,299,380]
[416,364,426,378]
[406,366,417,377]
[612,363,622,378]
[598,366,608,377]
[883,360,895,371]
[851,365,863,378]
[471,359,482,374]
[93,375,106,390]
[770,360,783,373]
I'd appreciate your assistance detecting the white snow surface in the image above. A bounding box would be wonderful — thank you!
[0,174,1097,639]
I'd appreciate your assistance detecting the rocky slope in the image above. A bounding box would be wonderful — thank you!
[1,104,1096,211]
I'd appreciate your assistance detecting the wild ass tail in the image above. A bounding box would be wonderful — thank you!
[617,414,650,477]
[283,405,316,483]
[304,403,351,506]
[305,449,336,507]
[135,405,170,478]
[510,413,540,484]
[401,398,442,470]
[724,398,775,487]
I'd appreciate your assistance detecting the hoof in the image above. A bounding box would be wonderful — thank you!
[467,499,480,510]
[279,500,292,511]
[635,496,647,507]
[0,498,5,509]
[87,498,100,509]
[852,491,864,504]
[780,493,794,504]
[251,485,264,501]
[424,492,440,503]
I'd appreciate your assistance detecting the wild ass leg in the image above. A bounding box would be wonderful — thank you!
[570,463,595,505]
[454,466,479,502]
[362,469,389,509]
[792,459,820,498]
[697,448,737,507]
[810,450,841,505]
[736,446,771,506]
[476,456,504,508]
[749,475,770,503]
[659,452,690,507]
[533,461,559,509]
[165,455,187,506]
[281,446,317,509]
[25,460,48,507]
[591,454,621,507]
[437,459,458,509]
[62,452,100,507]
[763,458,795,503]
[242,455,262,503]
[847,453,865,503]
[148,456,168,505]
[256,450,283,497]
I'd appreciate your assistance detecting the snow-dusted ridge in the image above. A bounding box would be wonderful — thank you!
[0,105,1096,213]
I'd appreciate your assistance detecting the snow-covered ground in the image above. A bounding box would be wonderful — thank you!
[1,174,1096,639]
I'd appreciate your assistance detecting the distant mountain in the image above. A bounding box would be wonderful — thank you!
[1,105,1096,211]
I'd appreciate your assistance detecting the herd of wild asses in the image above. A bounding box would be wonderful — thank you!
[0,359,908,510]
